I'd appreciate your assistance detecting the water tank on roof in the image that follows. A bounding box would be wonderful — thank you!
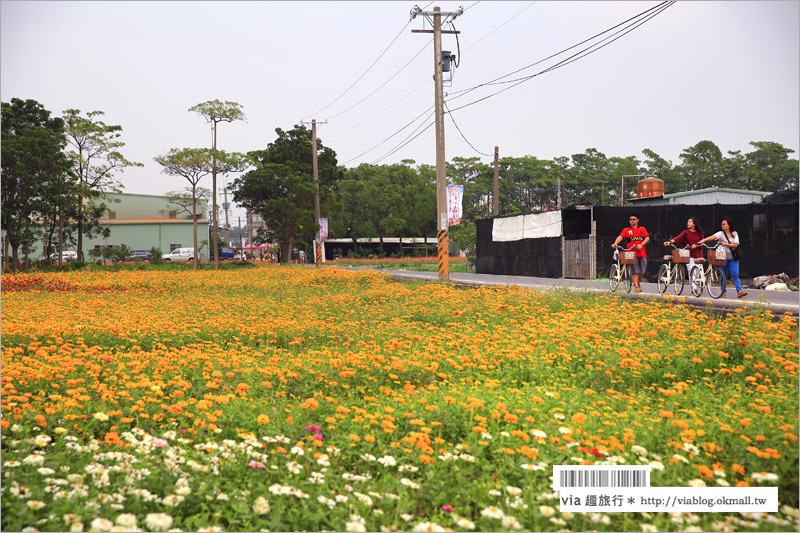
[638,177,664,198]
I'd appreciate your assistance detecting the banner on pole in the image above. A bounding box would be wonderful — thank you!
[319,218,329,241]
[447,185,464,227]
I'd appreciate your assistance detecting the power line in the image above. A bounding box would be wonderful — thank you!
[463,2,536,52]
[444,100,491,157]
[370,118,436,165]
[445,1,675,113]
[342,105,434,165]
[447,1,673,104]
[299,1,435,121]
[327,39,432,120]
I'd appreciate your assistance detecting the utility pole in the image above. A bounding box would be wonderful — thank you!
[493,146,499,216]
[620,174,645,206]
[301,119,327,266]
[412,5,462,281]
[221,185,231,244]
[557,175,562,209]
[598,180,608,206]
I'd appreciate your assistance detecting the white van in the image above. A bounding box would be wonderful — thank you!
[48,251,78,261]
[163,248,195,262]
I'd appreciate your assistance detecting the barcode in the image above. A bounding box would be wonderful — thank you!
[559,469,647,488]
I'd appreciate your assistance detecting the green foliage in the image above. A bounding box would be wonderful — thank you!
[150,247,163,264]
[232,125,342,261]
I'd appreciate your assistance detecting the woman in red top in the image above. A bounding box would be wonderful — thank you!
[663,217,704,291]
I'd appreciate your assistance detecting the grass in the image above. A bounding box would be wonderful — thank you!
[1,265,798,532]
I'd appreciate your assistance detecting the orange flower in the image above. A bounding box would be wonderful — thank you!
[659,410,674,419]
[571,413,587,424]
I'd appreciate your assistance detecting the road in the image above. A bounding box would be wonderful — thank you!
[348,268,799,317]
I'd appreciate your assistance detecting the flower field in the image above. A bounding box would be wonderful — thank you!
[1,266,798,532]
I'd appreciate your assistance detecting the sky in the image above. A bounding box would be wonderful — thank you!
[2,1,798,223]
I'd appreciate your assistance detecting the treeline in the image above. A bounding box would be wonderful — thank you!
[2,98,140,270]
[4,96,797,269]
[233,126,797,260]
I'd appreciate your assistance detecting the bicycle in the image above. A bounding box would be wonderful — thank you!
[657,243,689,296]
[689,244,727,299]
[608,245,634,293]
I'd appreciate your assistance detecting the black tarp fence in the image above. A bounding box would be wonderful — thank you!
[477,203,799,280]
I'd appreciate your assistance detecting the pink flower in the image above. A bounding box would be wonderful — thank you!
[180,429,187,434]
[104,357,112,363]
[441,505,455,512]
[304,424,321,434]
[312,433,324,441]
[248,460,266,468]
[152,438,168,448]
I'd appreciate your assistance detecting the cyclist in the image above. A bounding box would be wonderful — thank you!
[693,217,747,298]
[664,217,704,291]
[611,214,649,292]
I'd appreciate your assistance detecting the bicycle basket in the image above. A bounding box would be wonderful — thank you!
[708,247,727,265]
[672,249,690,264]
[620,251,636,264]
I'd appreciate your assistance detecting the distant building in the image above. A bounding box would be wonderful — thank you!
[632,187,771,206]
[27,192,209,260]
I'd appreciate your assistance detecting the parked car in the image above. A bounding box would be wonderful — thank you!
[47,251,78,262]
[218,246,235,260]
[162,248,195,262]
[128,250,152,261]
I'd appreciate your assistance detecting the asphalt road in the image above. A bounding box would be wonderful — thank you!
[353,268,799,317]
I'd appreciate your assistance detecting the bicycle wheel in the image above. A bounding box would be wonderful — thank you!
[690,266,703,297]
[656,264,669,294]
[707,266,726,299]
[608,264,620,292]
[672,263,685,296]
[623,266,633,293]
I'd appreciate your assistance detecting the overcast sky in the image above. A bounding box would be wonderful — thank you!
[2,1,798,222]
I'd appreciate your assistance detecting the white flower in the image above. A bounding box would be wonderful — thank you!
[558,426,571,435]
[345,514,367,532]
[401,514,415,522]
[631,445,648,457]
[400,478,420,490]
[716,478,730,486]
[335,494,349,503]
[687,479,706,487]
[144,513,174,532]
[377,455,397,467]
[488,489,501,496]
[26,500,46,510]
[550,517,567,526]
[751,472,779,483]
[89,518,113,532]
[501,515,522,530]
[640,524,659,532]
[253,496,271,515]
[37,467,56,475]
[412,521,446,532]
[506,486,522,496]
[454,517,475,530]
[398,465,419,473]
[3,460,21,468]
[34,434,52,447]
[217,493,230,501]
[290,446,305,456]
[286,461,303,474]
[22,454,45,466]
[649,460,665,471]
[553,412,565,419]
[115,514,137,528]
[318,495,336,509]
[539,505,556,517]
[70,522,84,532]
[309,472,325,484]
[521,463,545,471]
[530,429,547,439]
[480,506,505,519]
[93,412,109,422]
[500,431,511,437]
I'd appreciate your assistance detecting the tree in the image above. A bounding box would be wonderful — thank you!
[154,148,249,268]
[678,140,722,190]
[231,125,341,262]
[2,98,72,270]
[744,141,798,191]
[189,100,246,269]
[63,109,141,260]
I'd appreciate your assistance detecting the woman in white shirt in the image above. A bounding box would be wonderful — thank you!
[694,217,747,298]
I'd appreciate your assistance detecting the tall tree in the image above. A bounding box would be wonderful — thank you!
[189,100,246,269]
[2,98,71,270]
[63,109,141,259]
[678,140,722,190]
[231,125,341,262]
[154,148,249,268]
[744,141,798,191]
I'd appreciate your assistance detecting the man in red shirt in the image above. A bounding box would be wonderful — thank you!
[611,214,650,292]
